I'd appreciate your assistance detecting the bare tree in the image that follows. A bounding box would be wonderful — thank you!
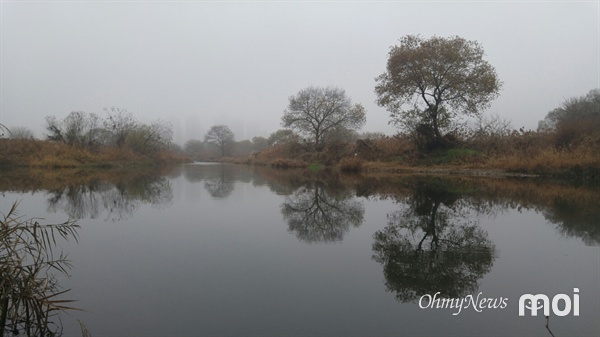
[204,125,235,157]
[103,107,138,148]
[282,86,366,151]
[62,111,88,145]
[45,111,101,147]
[7,126,35,140]
[267,129,299,146]
[184,139,204,158]
[125,119,173,154]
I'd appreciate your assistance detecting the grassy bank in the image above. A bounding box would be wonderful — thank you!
[0,139,190,169]
[221,133,599,181]
[358,146,599,180]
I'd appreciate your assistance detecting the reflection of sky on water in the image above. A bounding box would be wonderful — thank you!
[0,164,598,336]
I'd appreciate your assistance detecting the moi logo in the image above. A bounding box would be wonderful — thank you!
[519,288,579,317]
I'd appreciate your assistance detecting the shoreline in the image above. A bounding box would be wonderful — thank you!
[360,166,538,178]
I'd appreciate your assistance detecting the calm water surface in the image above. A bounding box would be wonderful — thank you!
[1,163,598,336]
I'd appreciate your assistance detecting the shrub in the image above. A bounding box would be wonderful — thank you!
[356,136,415,162]
[270,158,308,169]
[339,157,364,172]
[444,148,480,164]
[308,163,322,171]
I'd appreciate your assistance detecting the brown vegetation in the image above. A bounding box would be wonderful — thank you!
[3,89,596,181]
[0,139,190,169]
[240,124,599,181]
[269,158,309,169]
[339,157,364,172]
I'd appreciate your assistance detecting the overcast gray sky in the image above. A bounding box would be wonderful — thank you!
[1,1,598,144]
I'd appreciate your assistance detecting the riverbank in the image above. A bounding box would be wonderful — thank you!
[2,138,597,182]
[362,161,598,182]
[0,139,190,168]
[220,144,599,182]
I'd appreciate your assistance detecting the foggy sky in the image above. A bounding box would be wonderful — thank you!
[1,1,598,144]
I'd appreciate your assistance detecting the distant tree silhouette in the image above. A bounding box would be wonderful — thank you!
[204,125,235,157]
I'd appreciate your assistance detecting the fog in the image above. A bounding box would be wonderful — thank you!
[1,1,597,144]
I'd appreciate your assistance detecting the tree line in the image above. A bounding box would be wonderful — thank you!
[43,107,173,155]
[188,35,505,159]
[3,34,598,169]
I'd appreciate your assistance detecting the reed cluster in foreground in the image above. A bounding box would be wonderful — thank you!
[1,202,80,336]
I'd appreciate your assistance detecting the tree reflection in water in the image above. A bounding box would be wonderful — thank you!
[203,167,235,198]
[181,163,244,198]
[372,179,496,302]
[281,182,364,243]
[46,174,172,221]
[543,197,600,246]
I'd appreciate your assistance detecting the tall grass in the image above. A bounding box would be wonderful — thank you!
[216,119,599,179]
[482,145,600,177]
[339,157,364,172]
[0,139,188,168]
[270,158,309,168]
[1,202,80,336]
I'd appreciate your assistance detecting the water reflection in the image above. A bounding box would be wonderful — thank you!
[1,165,597,246]
[182,163,257,198]
[281,181,364,243]
[182,162,254,183]
[372,179,496,302]
[457,178,600,246]
[0,164,598,335]
[543,197,600,246]
[181,164,366,242]
[46,175,172,221]
[0,168,173,221]
[203,170,235,198]
[179,164,600,247]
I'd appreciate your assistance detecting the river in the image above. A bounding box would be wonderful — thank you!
[1,163,598,336]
